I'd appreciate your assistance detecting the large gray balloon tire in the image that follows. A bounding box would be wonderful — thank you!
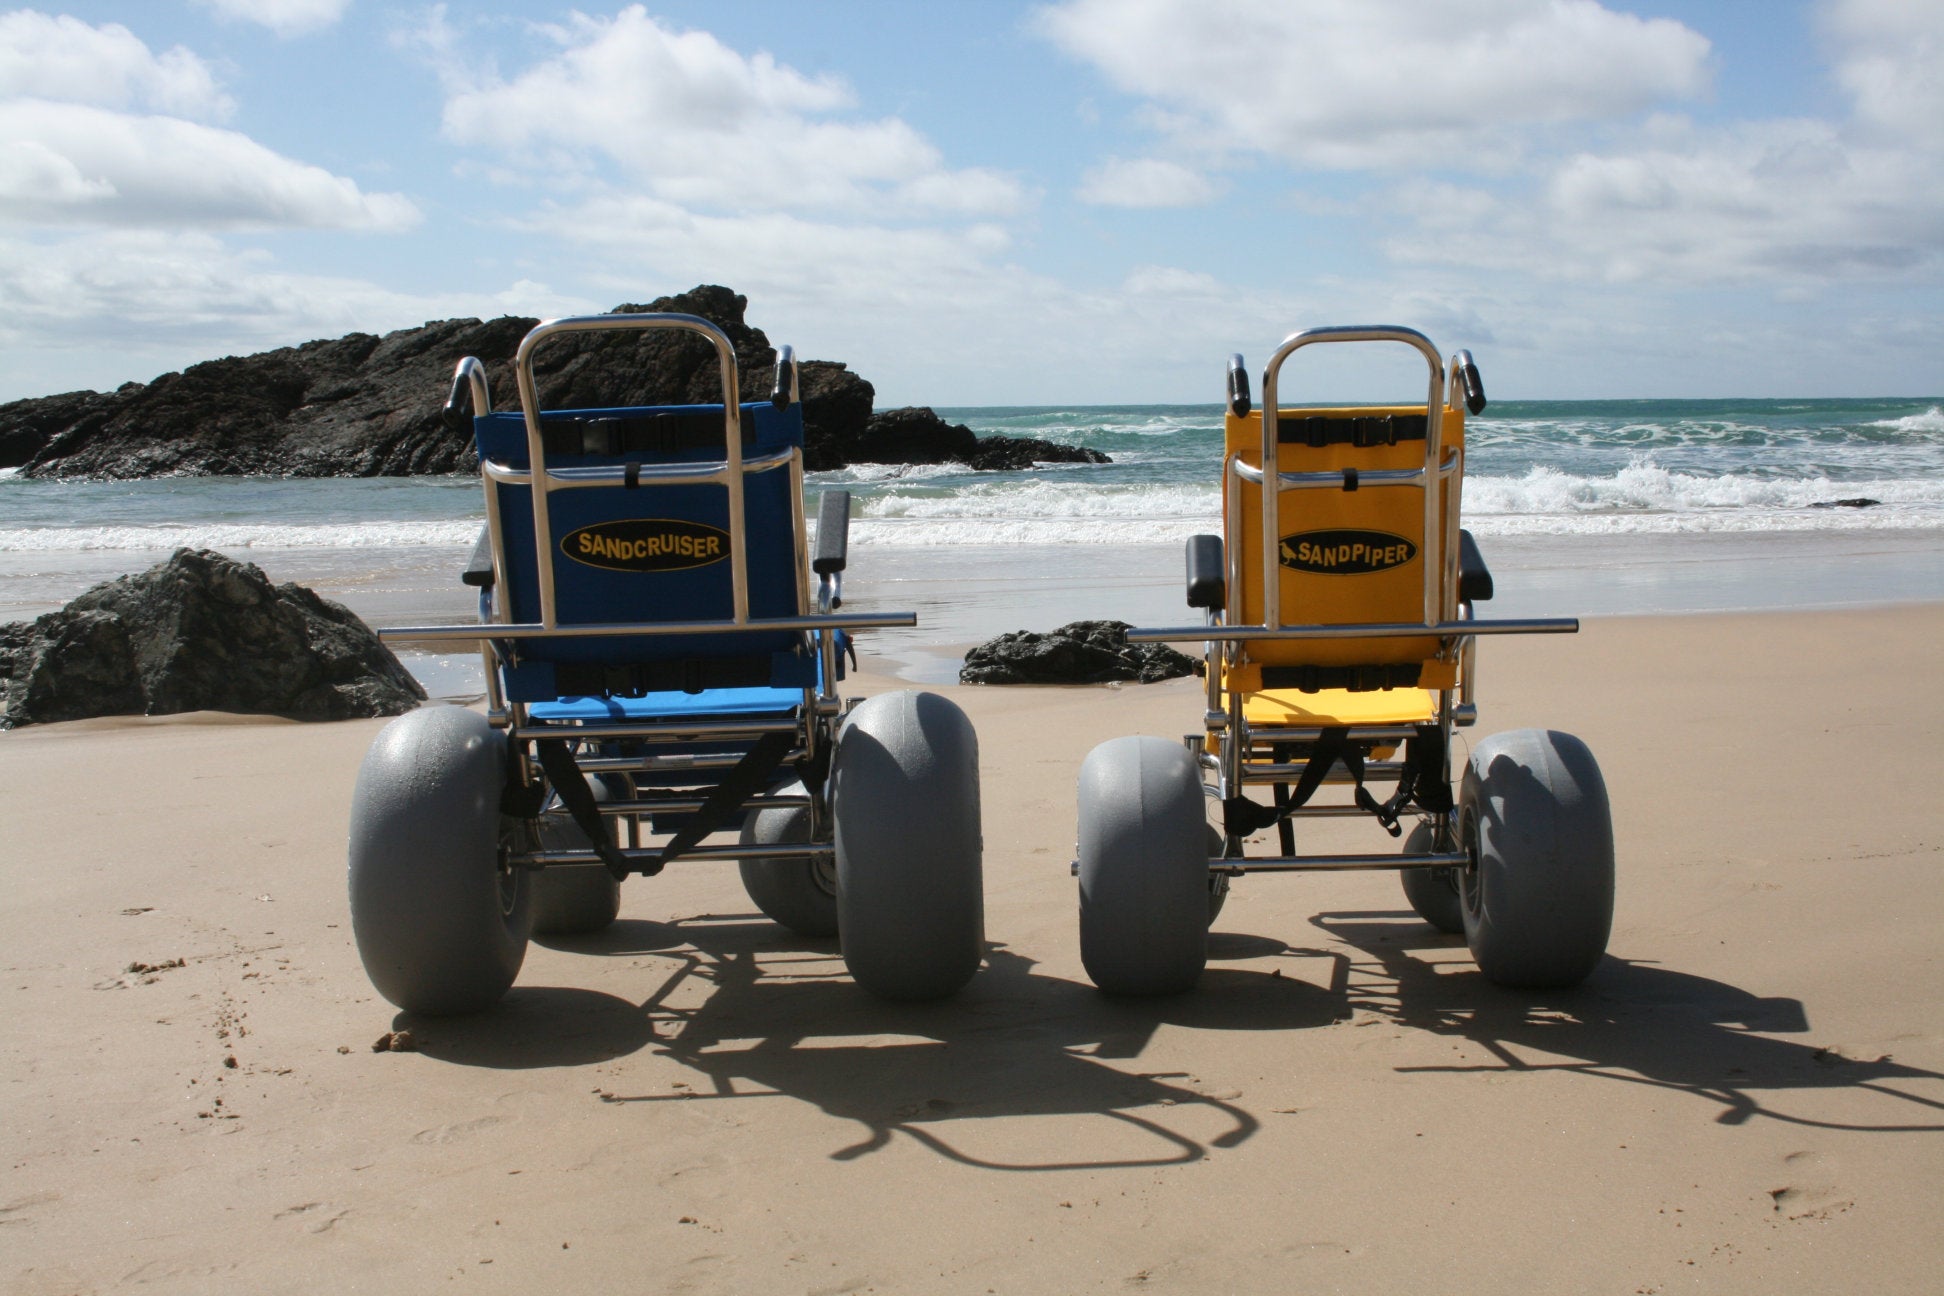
[1077,736,1209,995]
[1460,728,1615,989]
[348,705,532,1015]
[531,775,624,936]
[831,691,984,1001]
[738,784,837,938]
[1400,822,1465,934]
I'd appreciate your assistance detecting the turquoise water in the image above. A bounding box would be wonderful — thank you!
[3,397,1941,685]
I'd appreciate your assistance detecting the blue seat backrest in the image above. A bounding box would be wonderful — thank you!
[475,401,808,700]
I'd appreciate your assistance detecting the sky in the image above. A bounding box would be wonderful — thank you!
[1,0,1940,406]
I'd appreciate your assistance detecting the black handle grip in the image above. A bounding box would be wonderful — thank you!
[442,366,474,433]
[1226,353,1252,418]
[771,344,797,410]
[1456,350,1486,415]
[813,490,850,575]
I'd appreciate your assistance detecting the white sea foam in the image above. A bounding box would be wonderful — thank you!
[0,520,479,552]
[1869,406,1944,433]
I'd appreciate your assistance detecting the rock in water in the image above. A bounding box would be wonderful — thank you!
[0,549,426,728]
[1,285,1109,478]
[959,619,1196,685]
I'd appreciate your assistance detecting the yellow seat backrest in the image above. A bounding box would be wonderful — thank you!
[1223,403,1464,689]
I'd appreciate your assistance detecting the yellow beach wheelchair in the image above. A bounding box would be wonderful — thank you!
[348,313,983,1014]
[1075,326,1612,994]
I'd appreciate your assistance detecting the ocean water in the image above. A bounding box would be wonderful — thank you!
[4,398,1941,688]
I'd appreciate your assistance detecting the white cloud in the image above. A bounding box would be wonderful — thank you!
[0,100,418,230]
[0,10,232,119]
[1380,3,1944,288]
[431,5,1023,215]
[0,228,575,396]
[1077,157,1217,207]
[1035,0,1712,169]
[1823,0,1944,151]
[0,16,415,233]
[192,0,354,39]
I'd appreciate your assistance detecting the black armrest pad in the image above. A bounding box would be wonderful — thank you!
[1458,529,1493,603]
[462,525,495,588]
[1186,534,1224,610]
[813,491,850,575]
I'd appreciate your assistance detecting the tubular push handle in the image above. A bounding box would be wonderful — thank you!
[443,364,476,433]
[1227,353,1252,418]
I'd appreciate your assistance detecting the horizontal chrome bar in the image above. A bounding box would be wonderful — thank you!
[1243,803,1387,818]
[381,609,916,644]
[1240,726,1425,744]
[1240,761,1407,783]
[524,748,807,774]
[1212,850,1467,875]
[1068,848,1467,878]
[1231,451,1458,490]
[1127,616,1578,644]
[552,721,804,749]
[525,840,832,868]
[481,446,795,490]
[595,791,811,815]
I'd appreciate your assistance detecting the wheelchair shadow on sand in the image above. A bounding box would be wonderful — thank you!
[1313,909,1944,1134]
[389,912,1367,1170]
[392,908,1942,1170]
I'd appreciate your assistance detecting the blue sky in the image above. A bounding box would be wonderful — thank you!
[1,1,1939,405]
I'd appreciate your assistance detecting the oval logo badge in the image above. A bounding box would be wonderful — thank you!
[1279,528,1418,575]
[562,519,730,573]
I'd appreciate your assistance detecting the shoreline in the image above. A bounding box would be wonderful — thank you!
[4,603,1940,1291]
[7,529,1943,694]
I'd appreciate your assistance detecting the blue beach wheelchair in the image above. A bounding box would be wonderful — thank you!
[348,313,983,1014]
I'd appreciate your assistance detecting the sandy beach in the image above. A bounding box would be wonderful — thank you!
[4,604,1942,1294]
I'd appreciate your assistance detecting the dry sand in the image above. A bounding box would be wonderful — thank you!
[3,605,1941,1294]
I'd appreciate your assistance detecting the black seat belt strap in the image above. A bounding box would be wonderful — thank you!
[658,730,797,868]
[535,739,637,880]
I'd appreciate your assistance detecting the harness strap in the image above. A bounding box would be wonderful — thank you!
[534,739,638,880]
[1222,724,1452,841]
[1278,413,1428,449]
[540,410,751,458]
[657,729,798,868]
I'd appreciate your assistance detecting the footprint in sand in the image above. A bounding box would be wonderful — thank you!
[410,1115,509,1145]
[274,1201,349,1233]
[1767,1150,1853,1221]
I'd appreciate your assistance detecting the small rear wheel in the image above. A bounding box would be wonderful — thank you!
[1400,822,1464,934]
[531,775,624,936]
[1460,729,1614,988]
[831,691,984,1000]
[1077,736,1208,995]
[348,706,531,1015]
[1205,825,1231,927]
[739,785,837,938]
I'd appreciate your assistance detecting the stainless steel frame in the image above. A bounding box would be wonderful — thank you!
[1131,327,1580,878]
[383,312,913,875]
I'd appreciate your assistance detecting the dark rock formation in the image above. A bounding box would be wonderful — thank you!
[959,619,1196,686]
[0,548,425,727]
[963,432,1109,471]
[2,285,1108,478]
[1808,497,1881,509]
[830,406,1108,473]
[797,360,877,472]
